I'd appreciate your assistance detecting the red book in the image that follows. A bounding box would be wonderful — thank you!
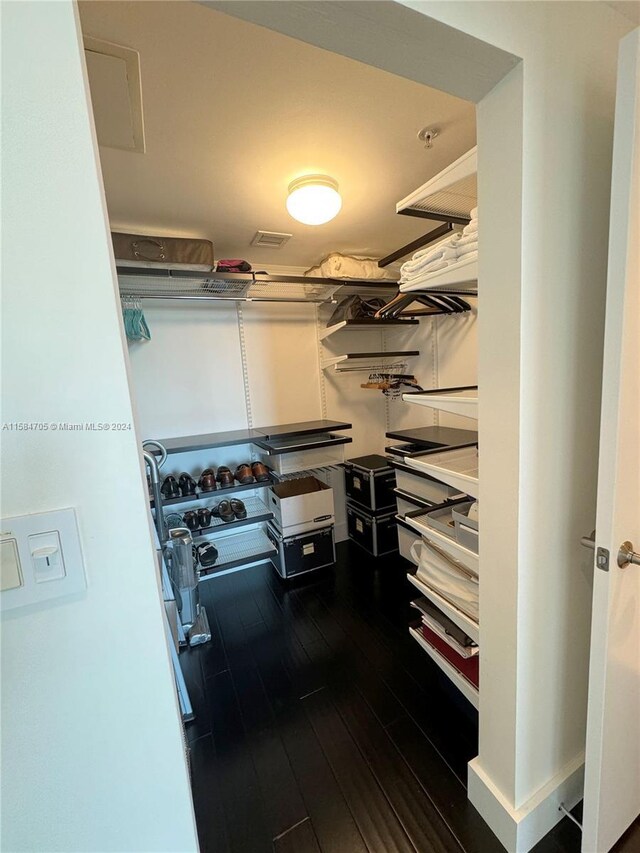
[421,625,479,688]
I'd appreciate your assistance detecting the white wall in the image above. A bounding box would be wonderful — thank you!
[0,3,198,851]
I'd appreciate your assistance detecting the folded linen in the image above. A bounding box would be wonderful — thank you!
[457,232,478,247]
[401,246,458,275]
[470,206,478,220]
[456,241,478,258]
[401,260,449,282]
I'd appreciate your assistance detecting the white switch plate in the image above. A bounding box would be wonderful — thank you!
[1,508,86,611]
[1,539,23,591]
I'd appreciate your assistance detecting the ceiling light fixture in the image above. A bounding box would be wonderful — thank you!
[286,175,342,225]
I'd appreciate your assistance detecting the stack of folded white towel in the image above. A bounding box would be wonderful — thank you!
[400,207,478,284]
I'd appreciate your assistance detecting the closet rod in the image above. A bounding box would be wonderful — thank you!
[120,294,337,304]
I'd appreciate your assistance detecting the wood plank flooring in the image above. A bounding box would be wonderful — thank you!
[180,542,621,853]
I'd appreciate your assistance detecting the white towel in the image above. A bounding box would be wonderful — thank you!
[470,206,478,220]
[456,241,478,258]
[401,246,458,277]
[409,233,460,263]
[457,232,478,247]
[462,219,478,237]
[400,260,449,282]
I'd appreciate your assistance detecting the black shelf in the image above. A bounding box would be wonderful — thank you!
[253,419,352,439]
[150,477,274,508]
[155,428,261,455]
[150,420,353,455]
[253,433,353,455]
[385,426,478,448]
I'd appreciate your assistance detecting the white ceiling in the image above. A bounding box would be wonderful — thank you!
[79,1,476,267]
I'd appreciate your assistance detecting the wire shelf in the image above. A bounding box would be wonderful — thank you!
[164,496,273,536]
[197,528,276,576]
[117,268,400,305]
[397,147,477,221]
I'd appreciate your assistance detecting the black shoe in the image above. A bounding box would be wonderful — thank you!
[160,475,181,500]
[183,510,199,532]
[230,498,247,519]
[197,507,212,529]
[194,541,218,569]
[179,473,197,496]
[217,499,235,523]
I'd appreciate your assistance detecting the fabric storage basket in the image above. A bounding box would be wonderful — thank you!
[346,501,398,557]
[112,232,214,270]
[410,538,479,621]
[266,522,335,579]
[344,454,396,512]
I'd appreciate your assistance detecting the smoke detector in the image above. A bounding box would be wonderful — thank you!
[251,230,292,249]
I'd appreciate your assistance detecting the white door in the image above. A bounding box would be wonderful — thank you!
[582,28,640,853]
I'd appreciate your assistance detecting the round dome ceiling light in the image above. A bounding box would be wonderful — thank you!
[286,175,342,225]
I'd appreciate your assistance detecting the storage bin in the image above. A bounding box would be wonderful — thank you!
[346,501,398,557]
[258,432,351,474]
[344,454,396,511]
[452,500,479,554]
[397,518,421,564]
[406,446,479,499]
[269,476,334,536]
[266,521,335,579]
[395,491,435,517]
[392,462,462,505]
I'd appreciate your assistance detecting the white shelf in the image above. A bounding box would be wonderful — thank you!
[318,319,418,341]
[397,146,477,220]
[408,573,479,644]
[321,351,419,372]
[399,256,478,293]
[402,387,478,420]
[407,446,479,499]
[409,626,479,709]
[403,513,478,576]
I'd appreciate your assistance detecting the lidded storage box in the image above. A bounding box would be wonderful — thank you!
[269,476,334,536]
[267,522,336,579]
[344,454,396,512]
[346,502,398,557]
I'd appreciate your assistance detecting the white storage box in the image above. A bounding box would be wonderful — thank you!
[452,500,479,554]
[268,476,334,536]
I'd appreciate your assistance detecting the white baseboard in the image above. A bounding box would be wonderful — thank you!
[468,753,584,852]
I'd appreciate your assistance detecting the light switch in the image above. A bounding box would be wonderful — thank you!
[29,531,65,582]
[1,539,23,591]
[1,508,85,612]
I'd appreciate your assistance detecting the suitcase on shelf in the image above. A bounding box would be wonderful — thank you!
[112,232,214,271]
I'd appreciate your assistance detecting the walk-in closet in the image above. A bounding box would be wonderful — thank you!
[5,2,630,853]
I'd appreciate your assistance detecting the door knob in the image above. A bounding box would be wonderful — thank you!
[617,541,640,569]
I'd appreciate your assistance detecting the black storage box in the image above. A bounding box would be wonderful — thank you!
[267,522,336,579]
[346,500,398,557]
[344,454,396,512]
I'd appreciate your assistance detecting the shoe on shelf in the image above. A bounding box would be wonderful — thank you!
[160,475,181,500]
[230,498,247,520]
[183,510,199,532]
[199,470,217,492]
[235,463,255,485]
[217,499,235,523]
[251,461,270,482]
[194,541,218,569]
[197,507,212,529]
[216,466,235,488]
[179,472,197,496]
[164,512,184,530]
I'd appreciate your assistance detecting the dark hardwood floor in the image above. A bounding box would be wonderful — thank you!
[180,542,634,853]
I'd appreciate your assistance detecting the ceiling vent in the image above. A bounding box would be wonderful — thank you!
[251,230,292,249]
